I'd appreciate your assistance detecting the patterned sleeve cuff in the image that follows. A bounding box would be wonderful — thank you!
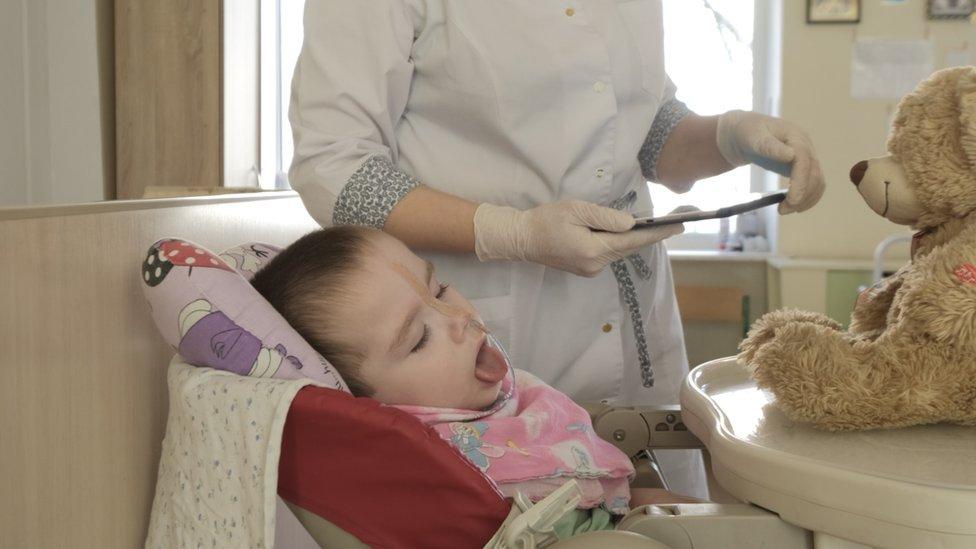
[637,98,692,182]
[332,155,422,228]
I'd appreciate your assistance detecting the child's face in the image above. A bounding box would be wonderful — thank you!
[335,233,507,409]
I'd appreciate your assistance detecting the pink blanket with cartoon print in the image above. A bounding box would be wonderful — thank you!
[395,369,635,513]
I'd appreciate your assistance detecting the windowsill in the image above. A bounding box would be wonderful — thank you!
[667,251,909,272]
[667,249,772,262]
[766,256,908,272]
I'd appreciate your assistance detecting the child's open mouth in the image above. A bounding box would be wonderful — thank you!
[474,336,508,385]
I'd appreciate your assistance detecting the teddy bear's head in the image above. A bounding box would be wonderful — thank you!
[849,66,976,229]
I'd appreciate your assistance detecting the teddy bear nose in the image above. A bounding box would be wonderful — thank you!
[850,161,868,187]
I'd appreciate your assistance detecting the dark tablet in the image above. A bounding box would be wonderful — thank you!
[633,191,788,228]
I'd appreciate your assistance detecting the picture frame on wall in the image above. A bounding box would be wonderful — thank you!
[806,0,862,24]
[927,0,975,20]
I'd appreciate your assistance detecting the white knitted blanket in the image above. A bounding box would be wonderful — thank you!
[146,357,318,548]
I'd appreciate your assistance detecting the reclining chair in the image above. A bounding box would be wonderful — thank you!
[142,239,976,549]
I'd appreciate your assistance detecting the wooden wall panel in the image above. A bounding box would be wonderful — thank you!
[0,193,318,547]
[675,285,745,323]
[115,0,222,199]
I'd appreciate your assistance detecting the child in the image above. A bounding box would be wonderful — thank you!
[252,226,700,535]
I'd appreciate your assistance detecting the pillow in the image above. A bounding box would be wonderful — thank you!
[140,238,347,391]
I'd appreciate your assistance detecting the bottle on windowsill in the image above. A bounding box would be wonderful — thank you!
[718,217,730,251]
[726,232,744,252]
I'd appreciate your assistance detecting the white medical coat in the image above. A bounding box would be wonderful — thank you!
[289,0,694,409]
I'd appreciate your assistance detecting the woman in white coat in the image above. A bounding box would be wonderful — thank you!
[289,0,823,497]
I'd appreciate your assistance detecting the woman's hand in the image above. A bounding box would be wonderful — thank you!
[716,110,825,215]
[473,200,683,277]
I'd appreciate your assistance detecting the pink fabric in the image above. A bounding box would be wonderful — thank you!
[395,369,635,513]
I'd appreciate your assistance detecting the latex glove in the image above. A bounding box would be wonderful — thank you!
[716,110,825,215]
[473,200,684,277]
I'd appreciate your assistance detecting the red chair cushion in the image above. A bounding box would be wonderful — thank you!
[279,386,512,548]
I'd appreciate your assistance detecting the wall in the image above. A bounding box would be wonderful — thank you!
[0,0,113,207]
[671,258,769,367]
[778,0,974,261]
[0,0,29,205]
[773,0,973,313]
[0,193,319,548]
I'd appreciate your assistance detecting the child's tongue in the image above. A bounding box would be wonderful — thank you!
[474,340,508,384]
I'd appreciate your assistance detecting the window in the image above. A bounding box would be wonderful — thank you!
[254,0,303,191]
[263,0,780,248]
[652,0,776,249]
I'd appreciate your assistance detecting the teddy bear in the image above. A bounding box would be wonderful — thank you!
[738,66,976,431]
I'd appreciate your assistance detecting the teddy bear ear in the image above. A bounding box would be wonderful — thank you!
[960,67,976,175]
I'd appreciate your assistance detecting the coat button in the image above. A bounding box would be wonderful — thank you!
[602,323,613,333]
[565,7,575,16]
[595,168,606,179]
[593,81,607,93]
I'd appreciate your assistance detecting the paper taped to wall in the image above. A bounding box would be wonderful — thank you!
[851,40,934,99]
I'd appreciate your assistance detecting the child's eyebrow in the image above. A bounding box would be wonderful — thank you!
[390,305,421,354]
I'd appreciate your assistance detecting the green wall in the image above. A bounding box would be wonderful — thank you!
[825,270,873,328]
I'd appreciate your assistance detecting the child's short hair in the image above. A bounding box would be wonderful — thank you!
[252,226,377,396]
